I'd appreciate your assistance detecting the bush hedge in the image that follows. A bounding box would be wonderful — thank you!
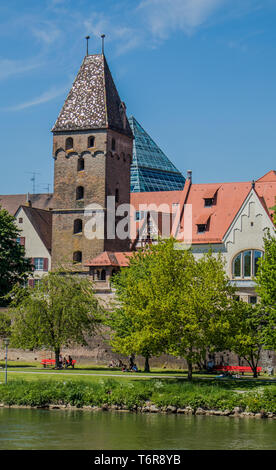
[0,379,275,414]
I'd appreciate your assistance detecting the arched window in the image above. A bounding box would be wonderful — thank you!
[76,186,84,200]
[111,138,116,151]
[73,251,82,263]
[88,136,95,148]
[232,250,263,278]
[65,137,73,150]
[115,188,119,203]
[101,269,106,281]
[73,219,82,234]
[77,158,84,171]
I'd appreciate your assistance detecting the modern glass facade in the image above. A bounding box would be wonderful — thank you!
[129,116,186,192]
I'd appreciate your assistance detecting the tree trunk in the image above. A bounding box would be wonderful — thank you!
[144,355,150,373]
[187,361,193,381]
[55,348,60,369]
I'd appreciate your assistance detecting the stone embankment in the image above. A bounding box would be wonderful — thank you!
[0,402,275,419]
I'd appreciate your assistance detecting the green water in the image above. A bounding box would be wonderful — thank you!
[0,408,275,450]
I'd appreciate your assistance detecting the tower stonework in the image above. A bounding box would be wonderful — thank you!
[51,54,133,271]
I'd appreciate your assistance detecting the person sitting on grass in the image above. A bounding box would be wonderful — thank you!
[66,355,74,368]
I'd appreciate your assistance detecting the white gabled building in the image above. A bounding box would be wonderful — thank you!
[14,204,52,285]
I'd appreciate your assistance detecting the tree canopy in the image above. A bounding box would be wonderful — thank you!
[9,271,102,367]
[108,238,237,378]
[0,206,32,306]
[255,229,276,349]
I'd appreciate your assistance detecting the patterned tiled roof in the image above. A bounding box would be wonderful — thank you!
[52,54,132,137]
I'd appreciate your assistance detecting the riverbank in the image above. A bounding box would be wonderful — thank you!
[0,378,275,418]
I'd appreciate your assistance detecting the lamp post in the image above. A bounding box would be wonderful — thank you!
[4,338,10,384]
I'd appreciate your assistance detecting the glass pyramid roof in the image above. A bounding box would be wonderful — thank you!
[129,116,185,192]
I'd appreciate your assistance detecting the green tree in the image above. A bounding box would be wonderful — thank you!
[168,251,236,380]
[229,301,267,378]
[0,206,32,306]
[0,311,11,338]
[108,239,235,379]
[255,230,276,349]
[9,271,102,367]
[108,239,194,372]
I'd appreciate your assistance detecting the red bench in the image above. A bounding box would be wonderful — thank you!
[41,359,76,368]
[213,365,262,375]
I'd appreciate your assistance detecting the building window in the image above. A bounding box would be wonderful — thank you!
[232,250,263,279]
[88,136,95,148]
[18,218,23,224]
[100,270,106,281]
[34,258,44,271]
[73,219,83,234]
[77,158,84,171]
[115,188,119,203]
[249,296,257,304]
[65,137,73,150]
[73,251,82,263]
[135,211,141,221]
[16,237,25,246]
[204,198,213,207]
[197,224,206,233]
[76,186,84,200]
[111,138,116,151]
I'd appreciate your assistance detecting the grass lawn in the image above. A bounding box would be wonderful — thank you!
[0,361,275,387]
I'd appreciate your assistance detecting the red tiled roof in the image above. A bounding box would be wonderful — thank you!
[130,171,276,245]
[0,194,54,216]
[85,251,133,267]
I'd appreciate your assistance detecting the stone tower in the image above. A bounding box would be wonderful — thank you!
[51,54,133,271]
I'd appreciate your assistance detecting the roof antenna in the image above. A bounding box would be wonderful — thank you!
[101,34,105,55]
[85,36,90,56]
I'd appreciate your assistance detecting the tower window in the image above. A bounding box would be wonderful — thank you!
[77,158,84,171]
[73,251,82,263]
[88,136,95,148]
[115,188,119,203]
[111,138,116,151]
[73,219,83,234]
[76,186,84,200]
[65,137,73,150]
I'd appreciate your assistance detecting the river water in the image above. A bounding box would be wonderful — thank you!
[0,408,275,450]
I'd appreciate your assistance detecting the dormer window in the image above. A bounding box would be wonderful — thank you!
[196,214,211,233]
[197,224,206,233]
[204,198,213,207]
[65,137,73,150]
[203,187,220,207]
[88,136,95,148]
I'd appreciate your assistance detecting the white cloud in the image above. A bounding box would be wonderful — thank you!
[0,58,42,80]
[138,0,226,38]
[5,86,67,111]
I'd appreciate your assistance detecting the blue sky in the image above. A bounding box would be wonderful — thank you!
[0,0,276,194]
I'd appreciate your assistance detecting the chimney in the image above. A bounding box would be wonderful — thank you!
[187,170,192,183]
[26,193,32,207]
